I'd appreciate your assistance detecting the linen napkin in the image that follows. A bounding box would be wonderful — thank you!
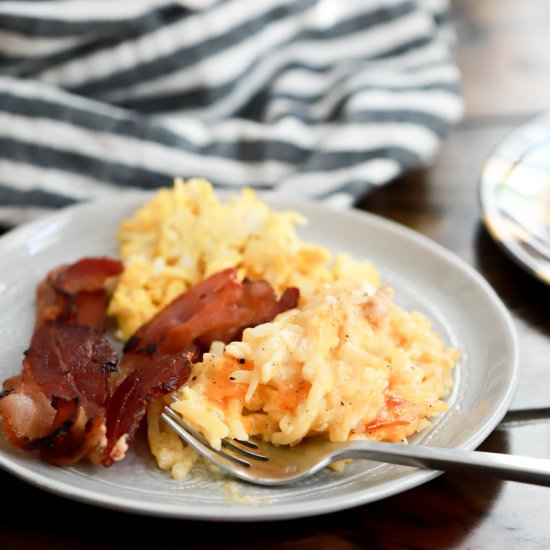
[0,0,463,227]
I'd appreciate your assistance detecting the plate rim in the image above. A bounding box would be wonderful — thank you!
[478,109,550,286]
[0,193,519,521]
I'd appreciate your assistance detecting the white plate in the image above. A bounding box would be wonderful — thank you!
[480,110,550,285]
[0,193,518,521]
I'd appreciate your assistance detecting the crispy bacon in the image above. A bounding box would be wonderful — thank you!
[102,350,192,467]
[124,268,299,356]
[24,322,117,414]
[35,257,123,332]
[28,397,108,466]
[0,258,122,465]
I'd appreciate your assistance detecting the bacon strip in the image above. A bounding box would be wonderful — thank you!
[24,322,117,414]
[102,351,192,467]
[0,258,122,465]
[124,268,299,356]
[35,257,123,332]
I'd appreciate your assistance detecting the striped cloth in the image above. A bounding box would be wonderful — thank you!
[0,0,463,228]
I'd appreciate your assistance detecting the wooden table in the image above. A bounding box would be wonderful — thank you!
[2,1,550,548]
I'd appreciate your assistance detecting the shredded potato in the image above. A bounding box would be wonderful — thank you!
[110,179,458,481]
[160,281,457,476]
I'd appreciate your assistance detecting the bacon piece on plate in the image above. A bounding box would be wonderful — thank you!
[102,350,192,467]
[0,258,122,465]
[123,268,299,357]
[0,321,118,465]
[24,322,117,412]
[35,257,123,332]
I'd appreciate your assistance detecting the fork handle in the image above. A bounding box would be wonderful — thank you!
[336,441,550,486]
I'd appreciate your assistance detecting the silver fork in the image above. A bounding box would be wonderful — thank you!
[161,406,550,487]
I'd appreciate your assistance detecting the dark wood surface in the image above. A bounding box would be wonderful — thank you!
[3,1,550,548]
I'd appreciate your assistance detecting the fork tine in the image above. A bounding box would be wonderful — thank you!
[164,403,268,461]
[161,407,251,468]
[162,404,331,485]
[221,438,268,461]
[233,439,259,449]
